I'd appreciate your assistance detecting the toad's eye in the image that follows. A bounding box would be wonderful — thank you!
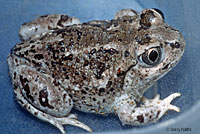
[139,47,162,67]
[152,8,165,20]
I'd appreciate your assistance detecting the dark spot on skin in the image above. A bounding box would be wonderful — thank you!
[24,84,34,102]
[149,115,152,119]
[58,41,64,46]
[60,47,65,52]
[106,81,112,88]
[129,19,133,23]
[63,93,67,100]
[84,60,89,66]
[30,40,34,43]
[124,50,130,57]
[57,15,69,27]
[19,53,24,57]
[76,57,80,63]
[109,88,115,92]
[94,62,106,79]
[99,88,105,94]
[111,20,118,27]
[39,87,54,109]
[29,49,36,53]
[24,50,29,56]
[165,41,180,49]
[65,74,69,79]
[14,72,17,79]
[32,60,42,67]
[59,58,64,65]
[20,76,34,102]
[19,75,28,86]
[156,110,161,118]
[123,19,127,22]
[67,54,73,60]
[51,61,56,67]
[104,48,118,55]
[85,87,89,91]
[47,44,54,52]
[171,42,181,49]
[53,80,60,86]
[69,94,73,98]
[75,71,79,75]
[104,55,109,61]
[15,58,18,63]
[13,84,18,90]
[117,68,126,77]
[82,74,86,80]
[62,54,73,61]
[93,98,96,101]
[14,46,22,52]
[48,26,53,30]
[137,115,144,123]
[96,48,103,57]
[86,103,93,107]
[17,99,24,105]
[90,48,96,55]
[118,38,122,42]
[162,63,170,70]
[34,112,38,115]
[75,30,82,41]
[34,54,44,60]
[31,45,35,49]
[62,67,66,71]
[81,90,87,94]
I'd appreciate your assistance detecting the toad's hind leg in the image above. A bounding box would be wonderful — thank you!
[19,14,81,41]
[11,65,92,134]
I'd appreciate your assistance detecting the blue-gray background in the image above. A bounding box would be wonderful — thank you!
[0,0,199,134]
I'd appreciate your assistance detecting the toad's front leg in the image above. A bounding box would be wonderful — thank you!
[114,93,181,125]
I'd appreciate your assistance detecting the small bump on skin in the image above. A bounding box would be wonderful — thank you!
[135,34,151,45]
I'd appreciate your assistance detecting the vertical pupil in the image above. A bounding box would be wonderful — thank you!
[149,50,158,62]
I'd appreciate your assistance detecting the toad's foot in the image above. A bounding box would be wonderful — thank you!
[142,93,181,117]
[115,93,181,125]
[51,114,93,134]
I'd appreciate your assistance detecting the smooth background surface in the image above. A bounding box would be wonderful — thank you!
[0,0,199,134]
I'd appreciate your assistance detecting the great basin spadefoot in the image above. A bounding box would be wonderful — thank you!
[7,8,185,134]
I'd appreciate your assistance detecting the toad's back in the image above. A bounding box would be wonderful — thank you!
[11,19,138,114]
